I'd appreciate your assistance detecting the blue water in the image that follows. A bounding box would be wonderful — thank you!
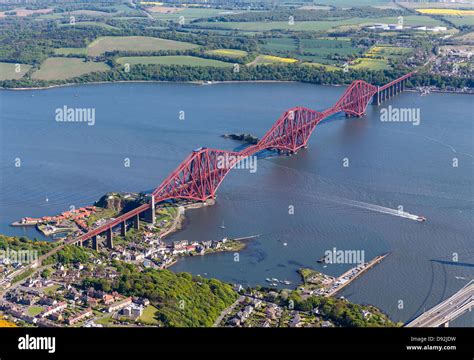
[0,83,472,326]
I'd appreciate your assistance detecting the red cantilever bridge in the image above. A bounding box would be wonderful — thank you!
[70,72,415,249]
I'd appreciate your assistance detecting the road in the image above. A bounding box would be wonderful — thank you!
[405,281,473,327]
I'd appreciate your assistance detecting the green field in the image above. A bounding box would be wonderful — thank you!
[32,58,110,80]
[43,284,62,296]
[261,38,297,53]
[54,48,87,56]
[347,44,412,70]
[262,37,362,64]
[205,49,248,58]
[150,8,226,22]
[138,305,160,325]
[351,58,390,70]
[248,54,298,65]
[87,36,198,56]
[26,306,44,317]
[0,62,31,80]
[303,62,341,71]
[116,55,233,67]
[194,15,445,32]
[447,16,474,27]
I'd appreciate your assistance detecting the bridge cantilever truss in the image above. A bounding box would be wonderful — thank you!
[72,72,415,246]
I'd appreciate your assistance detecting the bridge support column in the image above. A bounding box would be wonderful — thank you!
[92,235,99,251]
[373,86,380,105]
[443,321,449,328]
[145,196,156,225]
[120,221,126,237]
[106,228,113,249]
[133,214,140,230]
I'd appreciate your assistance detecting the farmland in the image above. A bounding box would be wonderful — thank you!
[248,55,298,66]
[262,37,362,64]
[116,56,233,67]
[349,45,412,70]
[193,15,444,32]
[205,49,248,58]
[150,7,229,22]
[31,58,110,80]
[87,36,199,56]
[0,0,471,90]
[0,62,31,80]
[416,9,474,16]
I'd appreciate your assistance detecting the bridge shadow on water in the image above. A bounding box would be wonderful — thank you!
[430,259,474,268]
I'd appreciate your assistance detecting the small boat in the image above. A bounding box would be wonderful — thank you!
[219,221,226,229]
[265,278,272,282]
[270,283,278,287]
[317,256,327,263]
[271,278,279,282]
[283,280,291,285]
[283,242,288,246]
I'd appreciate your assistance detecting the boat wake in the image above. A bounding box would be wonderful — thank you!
[324,196,423,221]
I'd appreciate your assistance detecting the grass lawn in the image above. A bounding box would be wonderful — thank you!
[95,314,114,326]
[87,36,198,56]
[116,55,233,67]
[31,58,110,80]
[0,62,31,80]
[43,284,61,296]
[138,305,160,325]
[26,306,44,317]
[205,49,248,58]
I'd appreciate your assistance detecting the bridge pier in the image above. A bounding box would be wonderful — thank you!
[145,195,156,225]
[120,221,126,237]
[443,321,449,328]
[106,228,113,249]
[133,214,140,229]
[92,235,99,251]
[373,86,381,105]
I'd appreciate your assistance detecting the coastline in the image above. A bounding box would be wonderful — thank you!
[1,79,472,95]
[0,80,300,92]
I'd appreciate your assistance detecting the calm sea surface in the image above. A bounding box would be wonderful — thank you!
[0,82,472,325]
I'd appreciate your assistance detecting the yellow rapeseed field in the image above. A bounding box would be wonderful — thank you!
[261,55,298,63]
[416,9,474,16]
[0,319,17,327]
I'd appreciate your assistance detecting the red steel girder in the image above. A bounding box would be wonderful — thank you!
[71,73,415,245]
